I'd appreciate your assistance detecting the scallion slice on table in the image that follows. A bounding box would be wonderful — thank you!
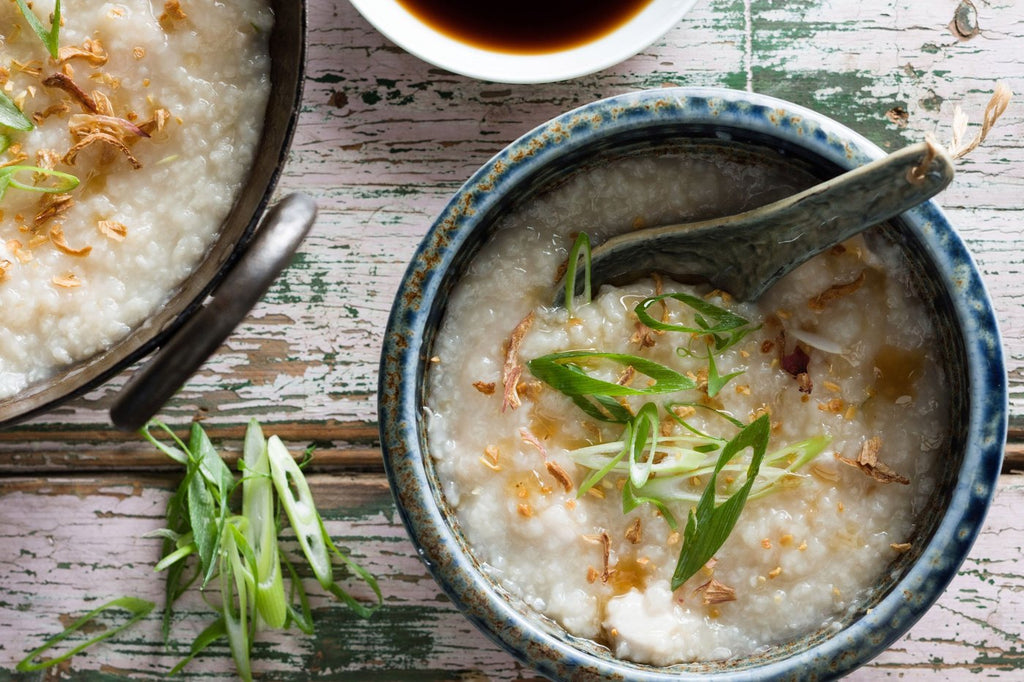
[142,419,382,679]
[15,597,156,672]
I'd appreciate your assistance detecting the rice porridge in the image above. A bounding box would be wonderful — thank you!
[425,150,947,664]
[0,0,272,397]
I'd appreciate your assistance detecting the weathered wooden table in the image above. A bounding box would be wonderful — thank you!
[2,1,1022,679]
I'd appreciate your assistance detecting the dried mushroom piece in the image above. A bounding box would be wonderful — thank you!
[835,436,910,485]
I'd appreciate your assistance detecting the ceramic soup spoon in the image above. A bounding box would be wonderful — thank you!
[556,140,954,304]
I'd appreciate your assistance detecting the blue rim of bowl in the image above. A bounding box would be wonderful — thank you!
[378,86,1008,680]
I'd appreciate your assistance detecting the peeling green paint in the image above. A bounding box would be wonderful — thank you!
[311,73,346,84]
[752,68,909,149]
[308,604,439,670]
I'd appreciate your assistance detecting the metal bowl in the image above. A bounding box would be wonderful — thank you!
[378,87,1007,680]
[0,0,310,430]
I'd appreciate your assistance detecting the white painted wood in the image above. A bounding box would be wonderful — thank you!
[2,0,1023,677]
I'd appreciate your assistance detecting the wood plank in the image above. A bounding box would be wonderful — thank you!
[2,0,1024,678]
[2,430,1022,474]
[0,0,1016,440]
[1,473,1021,679]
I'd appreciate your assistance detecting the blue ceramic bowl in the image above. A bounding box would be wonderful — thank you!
[378,87,1007,680]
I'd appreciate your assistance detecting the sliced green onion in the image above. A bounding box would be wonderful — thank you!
[528,351,697,398]
[635,292,749,336]
[671,414,771,588]
[635,435,830,504]
[577,431,629,498]
[242,419,287,629]
[665,401,745,431]
[320,516,383,619]
[15,0,62,59]
[564,231,592,314]
[220,526,253,682]
[142,419,380,678]
[706,351,743,398]
[267,435,332,589]
[570,437,711,478]
[153,538,196,572]
[627,402,660,489]
[186,452,220,586]
[16,597,155,672]
[0,165,80,201]
[281,553,315,635]
[0,90,33,132]
[169,617,227,676]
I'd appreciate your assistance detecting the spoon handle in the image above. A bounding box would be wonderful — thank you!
[568,140,954,303]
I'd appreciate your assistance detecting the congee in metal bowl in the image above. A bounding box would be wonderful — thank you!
[379,88,1006,679]
[0,0,274,399]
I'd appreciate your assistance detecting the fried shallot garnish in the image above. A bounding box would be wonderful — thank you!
[137,108,170,135]
[835,436,910,485]
[58,39,109,66]
[694,578,737,605]
[42,73,98,113]
[32,102,71,125]
[545,461,573,493]
[502,311,534,412]
[625,518,643,545]
[64,132,142,169]
[35,194,75,228]
[52,272,82,288]
[808,271,866,311]
[159,0,188,30]
[97,219,128,242]
[519,427,547,457]
[48,224,92,257]
[472,381,496,395]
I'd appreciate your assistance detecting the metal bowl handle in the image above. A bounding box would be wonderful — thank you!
[110,193,317,431]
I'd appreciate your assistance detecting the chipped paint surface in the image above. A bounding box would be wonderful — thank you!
[1,0,1023,677]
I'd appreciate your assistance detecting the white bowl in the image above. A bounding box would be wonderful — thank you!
[348,0,699,84]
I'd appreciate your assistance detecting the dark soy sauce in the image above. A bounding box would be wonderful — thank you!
[395,0,656,54]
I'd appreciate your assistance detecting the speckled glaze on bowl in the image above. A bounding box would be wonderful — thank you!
[378,87,1007,681]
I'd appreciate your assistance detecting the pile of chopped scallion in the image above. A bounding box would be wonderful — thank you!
[16,419,380,677]
[530,231,829,589]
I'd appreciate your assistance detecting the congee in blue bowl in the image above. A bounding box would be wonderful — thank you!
[379,87,1007,680]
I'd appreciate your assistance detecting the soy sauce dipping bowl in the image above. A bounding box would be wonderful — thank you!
[379,87,1007,680]
[349,0,698,84]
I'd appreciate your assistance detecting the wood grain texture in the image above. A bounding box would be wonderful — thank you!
[1,0,1023,679]
[1,474,1022,679]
